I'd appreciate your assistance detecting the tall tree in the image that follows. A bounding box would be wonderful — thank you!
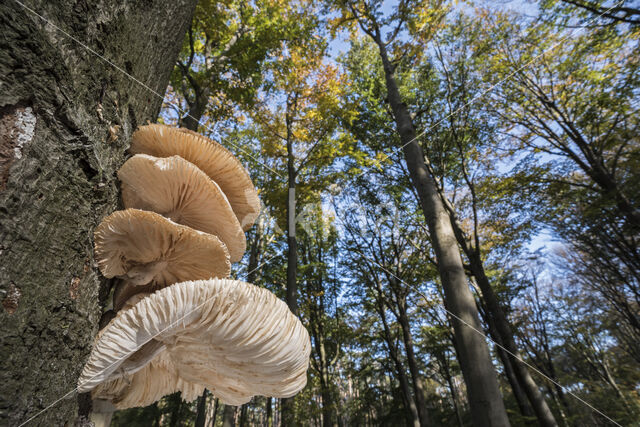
[297,205,343,427]
[332,1,511,424]
[245,8,348,422]
[0,1,196,424]
[422,18,558,425]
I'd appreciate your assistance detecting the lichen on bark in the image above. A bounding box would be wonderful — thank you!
[0,1,196,424]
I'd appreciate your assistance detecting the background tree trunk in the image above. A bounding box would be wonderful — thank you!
[397,303,431,426]
[0,1,196,424]
[195,389,209,427]
[495,339,535,420]
[266,397,273,427]
[285,100,299,316]
[222,404,237,427]
[373,34,510,427]
[432,130,557,426]
[373,283,420,427]
[282,97,298,426]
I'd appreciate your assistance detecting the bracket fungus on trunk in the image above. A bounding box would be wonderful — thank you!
[130,124,260,231]
[82,125,309,414]
[79,279,311,408]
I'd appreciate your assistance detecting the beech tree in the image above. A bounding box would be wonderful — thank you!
[330,1,511,424]
[0,1,196,424]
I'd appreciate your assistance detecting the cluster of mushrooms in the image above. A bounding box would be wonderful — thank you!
[77,124,310,411]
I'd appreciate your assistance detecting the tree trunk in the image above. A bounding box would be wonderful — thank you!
[321,385,335,427]
[373,35,510,427]
[282,97,298,425]
[496,343,535,421]
[396,298,432,426]
[239,403,248,426]
[169,393,185,427]
[442,356,464,427]
[374,284,420,427]
[432,143,557,426]
[464,245,557,425]
[315,333,336,427]
[182,88,207,132]
[195,389,209,427]
[266,397,273,427]
[247,213,264,284]
[210,398,219,427]
[285,103,298,316]
[222,404,237,427]
[0,1,196,425]
[153,402,162,427]
[473,280,535,420]
[536,312,572,423]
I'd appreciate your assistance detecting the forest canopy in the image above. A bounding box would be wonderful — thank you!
[117,0,640,425]
[1,0,638,425]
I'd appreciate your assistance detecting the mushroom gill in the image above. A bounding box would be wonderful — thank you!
[94,209,231,287]
[118,154,246,262]
[131,124,261,231]
[79,280,310,408]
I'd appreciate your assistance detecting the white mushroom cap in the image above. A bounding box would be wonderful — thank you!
[118,154,246,262]
[94,209,231,287]
[78,279,311,406]
[131,124,261,231]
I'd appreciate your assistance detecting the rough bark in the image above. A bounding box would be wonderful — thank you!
[0,1,196,424]
[372,34,510,427]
